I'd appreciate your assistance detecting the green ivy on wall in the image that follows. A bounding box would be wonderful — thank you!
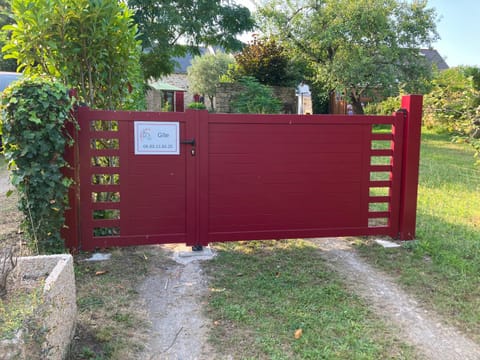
[1,77,76,253]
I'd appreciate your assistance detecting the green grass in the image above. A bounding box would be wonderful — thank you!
[0,155,6,173]
[204,240,417,359]
[0,286,43,339]
[357,128,480,341]
[70,247,161,360]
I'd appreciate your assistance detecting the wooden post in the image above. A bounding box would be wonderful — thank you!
[398,95,423,240]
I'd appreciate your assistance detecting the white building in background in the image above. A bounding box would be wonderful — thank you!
[296,81,312,114]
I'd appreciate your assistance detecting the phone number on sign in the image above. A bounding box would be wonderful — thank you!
[142,144,174,149]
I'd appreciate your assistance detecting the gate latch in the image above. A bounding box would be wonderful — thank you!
[181,138,196,146]
[181,138,196,156]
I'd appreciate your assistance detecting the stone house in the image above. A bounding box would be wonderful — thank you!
[146,47,218,112]
[146,45,302,113]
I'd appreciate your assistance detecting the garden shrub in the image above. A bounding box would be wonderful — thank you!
[423,67,479,133]
[187,102,207,110]
[231,76,282,114]
[364,96,401,115]
[0,77,75,253]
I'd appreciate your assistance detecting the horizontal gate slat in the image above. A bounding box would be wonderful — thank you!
[369,180,392,187]
[368,211,390,218]
[369,196,391,203]
[371,133,393,141]
[88,167,120,175]
[92,219,120,227]
[90,234,187,248]
[370,149,393,156]
[91,203,121,210]
[370,165,392,172]
[207,227,392,243]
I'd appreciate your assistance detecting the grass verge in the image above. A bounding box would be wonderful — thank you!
[357,129,480,341]
[204,240,417,359]
[69,247,163,360]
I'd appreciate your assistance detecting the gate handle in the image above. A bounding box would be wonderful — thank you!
[181,138,196,146]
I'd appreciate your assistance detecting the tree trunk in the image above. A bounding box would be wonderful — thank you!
[349,91,364,114]
[209,95,215,112]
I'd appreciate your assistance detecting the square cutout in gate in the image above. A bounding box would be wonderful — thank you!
[92,192,120,202]
[93,209,120,220]
[91,174,120,185]
[91,156,120,167]
[369,187,389,197]
[90,120,119,132]
[370,156,391,166]
[90,138,119,150]
[93,227,120,237]
[368,218,389,227]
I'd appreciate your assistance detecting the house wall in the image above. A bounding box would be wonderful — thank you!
[215,83,296,113]
[146,89,163,112]
[146,74,197,111]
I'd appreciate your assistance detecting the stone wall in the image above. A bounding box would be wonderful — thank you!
[214,83,297,114]
[146,89,163,112]
[0,254,76,360]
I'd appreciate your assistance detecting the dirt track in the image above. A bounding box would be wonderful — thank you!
[312,238,480,360]
[137,240,480,360]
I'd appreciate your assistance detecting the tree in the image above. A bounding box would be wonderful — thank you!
[187,52,234,111]
[0,0,16,71]
[2,0,144,110]
[235,37,297,86]
[258,0,438,114]
[127,0,255,79]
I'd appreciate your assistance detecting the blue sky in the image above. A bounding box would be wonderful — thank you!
[239,0,479,68]
[428,0,479,67]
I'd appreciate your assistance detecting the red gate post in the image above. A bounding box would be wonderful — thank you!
[62,118,80,252]
[398,95,423,240]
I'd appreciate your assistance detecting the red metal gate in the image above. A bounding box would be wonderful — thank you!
[64,95,422,251]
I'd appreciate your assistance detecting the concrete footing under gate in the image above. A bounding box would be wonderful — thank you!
[170,245,216,264]
[374,239,402,248]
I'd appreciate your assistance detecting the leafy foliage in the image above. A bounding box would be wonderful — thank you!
[187,102,207,110]
[231,76,282,114]
[367,66,480,161]
[0,0,16,71]
[423,67,480,131]
[364,95,402,115]
[187,53,234,111]
[2,0,144,110]
[258,0,438,113]
[423,67,480,160]
[1,77,75,253]
[235,37,296,86]
[128,0,254,79]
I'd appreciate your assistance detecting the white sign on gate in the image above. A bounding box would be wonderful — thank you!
[134,121,180,155]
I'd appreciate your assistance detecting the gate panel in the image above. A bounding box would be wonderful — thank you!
[199,113,405,245]
[77,108,196,250]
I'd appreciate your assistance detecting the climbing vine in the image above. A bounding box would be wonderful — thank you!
[1,77,75,253]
